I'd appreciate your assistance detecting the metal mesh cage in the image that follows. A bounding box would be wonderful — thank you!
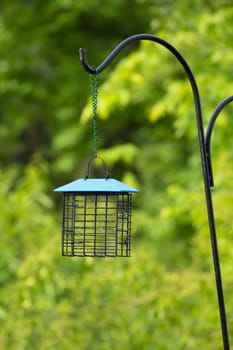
[62,192,132,257]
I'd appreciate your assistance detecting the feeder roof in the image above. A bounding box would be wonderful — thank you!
[54,178,139,193]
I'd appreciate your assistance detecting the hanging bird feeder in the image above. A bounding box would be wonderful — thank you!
[54,75,139,257]
[54,157,139,257]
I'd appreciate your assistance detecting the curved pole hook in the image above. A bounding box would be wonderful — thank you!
[79,34,230,350]
[80,34,206,179]
[206,95,233,187]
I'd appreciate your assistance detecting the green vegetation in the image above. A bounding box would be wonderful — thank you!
[0,1,233,349]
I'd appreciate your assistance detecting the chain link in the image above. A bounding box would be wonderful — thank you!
[89,74,98,157]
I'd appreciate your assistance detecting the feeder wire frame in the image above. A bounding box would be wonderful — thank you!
[62,192,132,257]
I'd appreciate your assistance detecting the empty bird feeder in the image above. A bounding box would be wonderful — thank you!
[54,75,139,257]
[54,157,139,257]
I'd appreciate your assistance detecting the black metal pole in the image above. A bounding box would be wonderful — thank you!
[206,95,233,187]
[79,34,230,349]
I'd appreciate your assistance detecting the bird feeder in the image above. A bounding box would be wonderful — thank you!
[54,157,139,257]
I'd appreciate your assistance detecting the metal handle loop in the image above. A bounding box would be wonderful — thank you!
[84,156,110,179]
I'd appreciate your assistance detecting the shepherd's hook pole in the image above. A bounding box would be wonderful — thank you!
[79,34,230,349]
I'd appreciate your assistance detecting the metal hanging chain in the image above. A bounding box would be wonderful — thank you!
[89,74,99,157]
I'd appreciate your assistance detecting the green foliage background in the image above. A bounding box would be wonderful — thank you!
[0,1,233,349]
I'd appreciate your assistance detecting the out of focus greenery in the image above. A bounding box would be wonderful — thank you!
[0,1,233,349]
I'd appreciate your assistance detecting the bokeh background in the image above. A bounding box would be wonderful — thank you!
[0,1,233,349]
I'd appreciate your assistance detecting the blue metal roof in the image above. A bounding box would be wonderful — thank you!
[54,178,139,193]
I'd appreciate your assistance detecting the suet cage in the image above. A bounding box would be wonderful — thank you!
[54,166,139,257]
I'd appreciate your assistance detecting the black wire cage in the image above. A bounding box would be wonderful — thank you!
[54,178,139,257]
